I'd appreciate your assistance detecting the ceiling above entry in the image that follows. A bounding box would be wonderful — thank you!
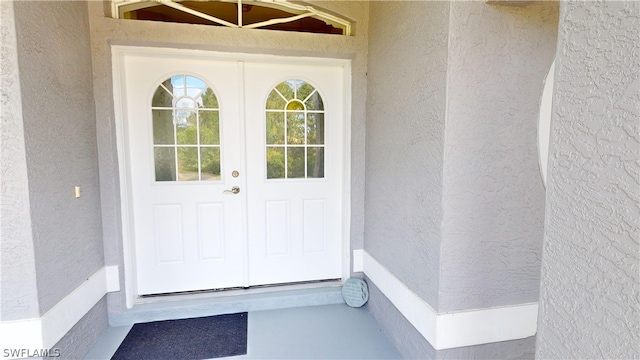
[111,0,353,35]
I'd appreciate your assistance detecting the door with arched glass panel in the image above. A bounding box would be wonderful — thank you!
[122,54,245,295]
[244,62,345,286]
[119,49,345,295]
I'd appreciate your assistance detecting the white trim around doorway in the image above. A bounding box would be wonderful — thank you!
[111,46,352,308]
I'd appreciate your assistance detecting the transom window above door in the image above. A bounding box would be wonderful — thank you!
[151,75,221,182]
[265,80,325,179]
[111,0,353,36]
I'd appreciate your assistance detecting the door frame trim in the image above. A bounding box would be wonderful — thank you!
[111,45,352,308]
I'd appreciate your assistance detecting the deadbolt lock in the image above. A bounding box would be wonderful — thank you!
[232,170,239,178]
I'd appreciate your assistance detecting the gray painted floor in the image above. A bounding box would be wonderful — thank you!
[85,304,402,359]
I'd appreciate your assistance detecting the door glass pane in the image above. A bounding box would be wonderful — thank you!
[154,147,176,181]
[153,110,175,145]
[177,147,199,181]
[267,147,285,179]
[266,112,285,144]
[152,80,174,107]
[171,75,186,96]
[200,147,221,180]
[307,113,324,145]
[151,75,221,182]
[307,147,324,178]
[266,89,286,110]
[296,82,315,102]
[200,111,220,145]
[287,147,305,178]
[176,110,198,145]
[286,100,305,111]
[305,91,324,110]
[185,76,207,99]
[176,97,197,108]
[287,112,305,145]
[201,88,219,108]
[266,79,325,179]
[275,81,295,101]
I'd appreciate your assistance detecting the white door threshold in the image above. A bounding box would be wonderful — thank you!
[109,282,344,326]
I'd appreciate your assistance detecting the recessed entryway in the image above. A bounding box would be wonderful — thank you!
[113,47,350,300]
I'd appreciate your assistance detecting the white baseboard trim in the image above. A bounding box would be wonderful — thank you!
[359,250,538,350]
[0,265,120,359]
[352,249,364,272]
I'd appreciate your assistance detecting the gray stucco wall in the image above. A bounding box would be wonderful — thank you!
[87,1,369,315]
[438,337,536,360]
[365,1,559,357]
[365,0,449,309]
[365,279,438,359]
[367,278,537,360]
[439,1,558,312]
[0,0,40,321]
[13,0,105,315]
[536,2,640,359]
[50,297,108,360]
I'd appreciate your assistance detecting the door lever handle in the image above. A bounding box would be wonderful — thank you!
[223,186,240,194]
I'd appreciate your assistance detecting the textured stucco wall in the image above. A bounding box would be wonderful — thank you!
[0,0,40,321]
[365,279,438,359]
[439,1,558,312]
[365,1,559,357]
[438,337,536,360]
[365,0,449,309]
[87,1,369,314]
[13,1,105,314]
[367,279,536,360]
[536,2,640,359]
[51,297,108,360]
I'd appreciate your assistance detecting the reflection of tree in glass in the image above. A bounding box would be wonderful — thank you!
[296,82,315,101]
[266,112,284,144]
[264,80,327,179]
[200,88,219,108]
[174,88,221,180]
[306,113,324,144]
[307,147,324,178]
[287,112,305,144]
[267,148,285,179]
[177,147,198,178]
[287,148,305,178]
[201,148,221,177]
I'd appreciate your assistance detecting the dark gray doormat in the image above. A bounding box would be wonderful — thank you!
[111,313,248,360]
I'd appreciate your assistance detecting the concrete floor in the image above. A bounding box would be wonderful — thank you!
[84,304,403,359]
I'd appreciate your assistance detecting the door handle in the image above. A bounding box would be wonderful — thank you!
[223,186,240,194]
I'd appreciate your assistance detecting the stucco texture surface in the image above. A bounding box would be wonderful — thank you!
[536,2,640,359]
[87,1,369,314]
[437,336,535,360]
[13,1,105,315]
[439,1,558,312]
[51,297,108,360]
[365,0,449,309]
[0,0,40,321]
[365,279,437,360]
[364,1,559,357]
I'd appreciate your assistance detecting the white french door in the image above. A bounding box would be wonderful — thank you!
[244,62,344,286]
[117,49,346,295]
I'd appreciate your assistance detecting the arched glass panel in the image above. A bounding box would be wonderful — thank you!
[151,75,221,181]
[265,80,324,179]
